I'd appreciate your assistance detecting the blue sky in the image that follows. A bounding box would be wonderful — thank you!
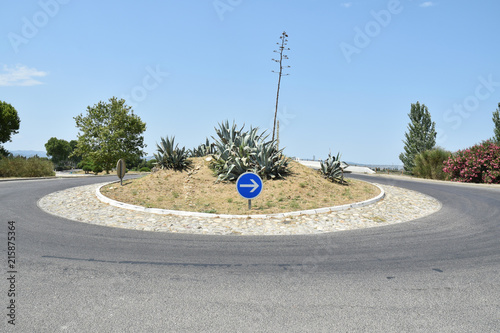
[1,0,499,165]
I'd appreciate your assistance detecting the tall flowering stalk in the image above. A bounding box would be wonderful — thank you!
[271,31,290,142]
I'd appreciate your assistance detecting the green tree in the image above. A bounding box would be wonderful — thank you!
[68,139,82,166]
[45,137,72,166]
[0,101,21,157]
[399,101,437,172]
[73,97,146,173]
[493,103,500,143]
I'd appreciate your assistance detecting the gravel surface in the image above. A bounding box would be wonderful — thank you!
[38,182,441,235]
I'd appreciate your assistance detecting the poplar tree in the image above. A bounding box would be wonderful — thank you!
[493,103,500,143]
[399,101,437,172]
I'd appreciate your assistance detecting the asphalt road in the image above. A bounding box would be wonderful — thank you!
[1,175,499,332]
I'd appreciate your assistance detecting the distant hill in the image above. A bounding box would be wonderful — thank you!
[8,150,47,158]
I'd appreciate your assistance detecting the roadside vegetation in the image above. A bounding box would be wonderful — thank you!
[0,156,54,178]
[395,101,500,184]
[45,137,81,171]
[399,101,437,173]
[0,101,20,158]
[443,140,500,184]
[0,100,54,178]
[413,148,451,180]
[72,97,146,174]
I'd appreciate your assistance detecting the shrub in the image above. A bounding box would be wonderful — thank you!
[443,140,500,183]
[82,165,93,174]
[210,120,290,181]
[78,159,103,175]
[154,136,191,171]
[0,156,54,177]
[320,152,348,184]
[413,148,451,180]
[92,165,103,175]
[139,167,151,172]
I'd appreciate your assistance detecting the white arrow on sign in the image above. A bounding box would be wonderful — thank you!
[239,179,259,193]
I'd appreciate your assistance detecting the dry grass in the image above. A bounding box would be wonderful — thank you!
[101,158,380,215]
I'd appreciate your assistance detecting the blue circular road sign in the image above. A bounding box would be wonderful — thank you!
[236,172,263,200]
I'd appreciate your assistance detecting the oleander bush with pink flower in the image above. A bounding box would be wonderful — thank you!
[443,141,500,184]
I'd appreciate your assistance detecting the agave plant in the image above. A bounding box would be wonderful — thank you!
[211,120,290,181]
[253,141,290,179]
[189,138,215,157]
[154,136,191,171]
[320,152,348,184]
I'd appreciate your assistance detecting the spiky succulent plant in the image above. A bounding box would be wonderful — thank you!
[154,136,191,171]
[189,138,215,157]
[320,152,348,184]
[210,120,290,181]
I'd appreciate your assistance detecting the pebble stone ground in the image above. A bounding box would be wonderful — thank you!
[37,182,441,236]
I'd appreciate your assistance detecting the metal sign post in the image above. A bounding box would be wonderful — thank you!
[236,172,263,210]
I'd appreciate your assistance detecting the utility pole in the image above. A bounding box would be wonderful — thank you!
[272,31,290,142]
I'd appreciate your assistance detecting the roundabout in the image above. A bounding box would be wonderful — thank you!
[1,174,499,331]
[37,179,440,235]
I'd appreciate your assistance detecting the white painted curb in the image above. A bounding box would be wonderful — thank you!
[96,181,385,219]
